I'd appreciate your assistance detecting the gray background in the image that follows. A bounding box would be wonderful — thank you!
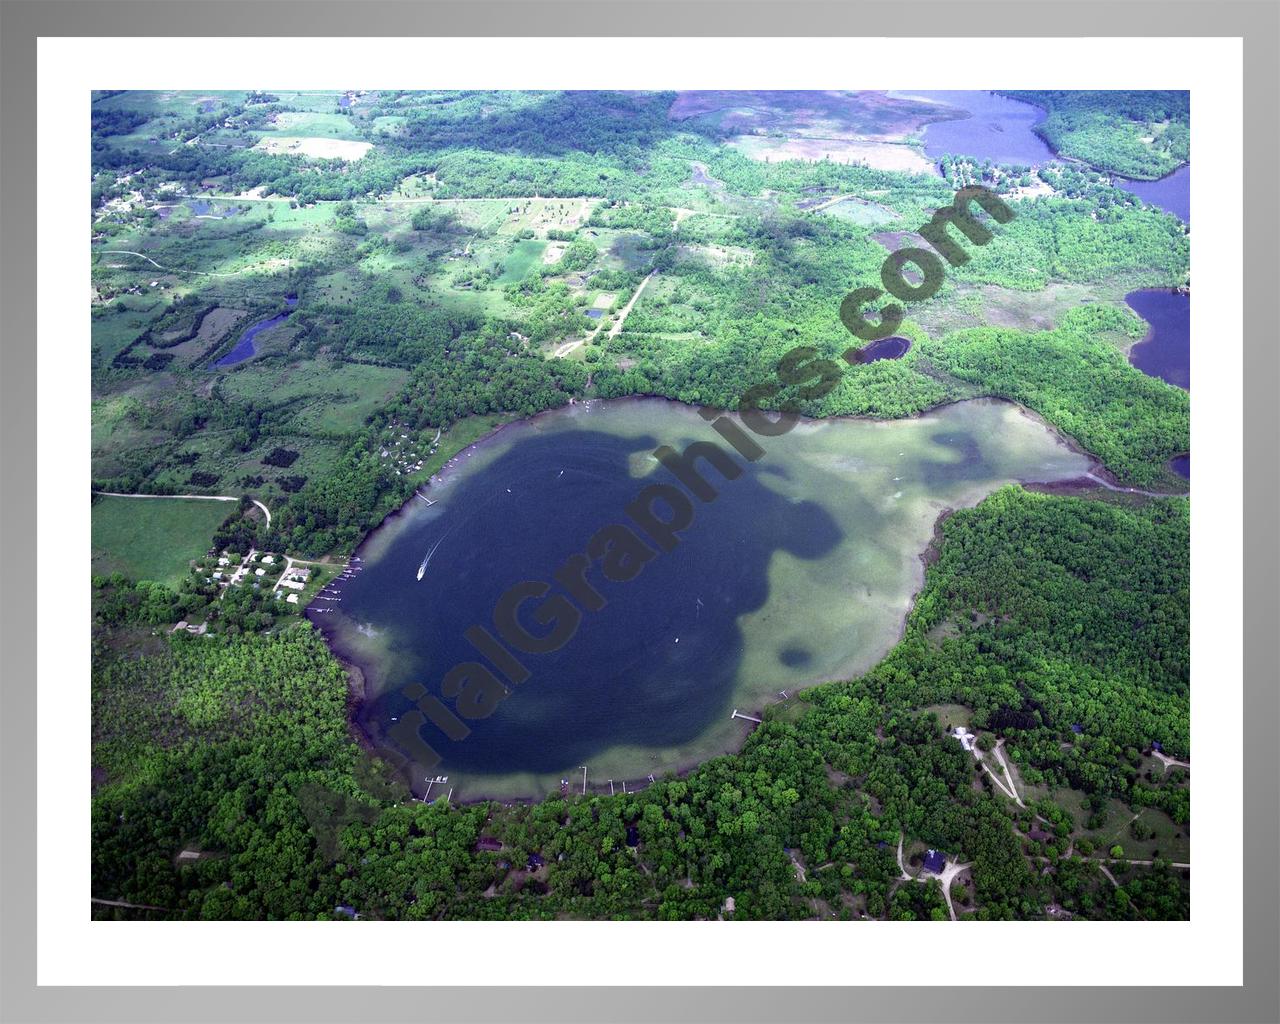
[1,1,1276,1022]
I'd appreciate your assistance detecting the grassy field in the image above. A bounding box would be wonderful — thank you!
[222,360,409,435]
[92,495,233,586]
[497,239,547,283]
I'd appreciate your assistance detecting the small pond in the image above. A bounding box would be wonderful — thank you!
[847,336,911,364]
[213,296,298,369]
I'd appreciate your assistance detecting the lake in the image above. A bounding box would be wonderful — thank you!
[312,398,1094,799]
[1125,289,1189,390]
[890,90,1056,166]
[213,296,298,368]
[1114,164,1190,224]
[892,91,1190,222]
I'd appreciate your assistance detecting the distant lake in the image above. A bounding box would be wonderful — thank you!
[312,398,1093,799]
[1114,164,1190,224]
[893,92,1191,224]
[891,90,1056,166]
[213,296,298,368]
[1126,289,1189,391]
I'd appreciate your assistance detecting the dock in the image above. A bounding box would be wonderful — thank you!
[731,709,762,724]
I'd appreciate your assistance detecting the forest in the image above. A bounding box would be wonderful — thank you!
[92,487,1188,922]
[1002,91,1190,180]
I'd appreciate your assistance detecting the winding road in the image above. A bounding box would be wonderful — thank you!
[895,832,971,920]
[93,491,271,528]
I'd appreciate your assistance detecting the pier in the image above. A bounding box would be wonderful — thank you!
[731,709,763,724]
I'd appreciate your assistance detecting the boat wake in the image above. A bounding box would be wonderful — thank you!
[417,534,448,581]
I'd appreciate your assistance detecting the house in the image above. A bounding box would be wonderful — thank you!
[255,568,265,577]
[626,826,640,848]
[953,725,976,752]
[285,567,311,582]
[286,593,299,604]
[1027,828,1054,844]
[261,555,276,565]
[474,837,503,852]
[922,849,947,874]
[526,853,544,872]
[1151,740,1164,753]
[280,579,305,591]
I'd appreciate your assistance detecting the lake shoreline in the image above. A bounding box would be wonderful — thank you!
[309,392,1130,803]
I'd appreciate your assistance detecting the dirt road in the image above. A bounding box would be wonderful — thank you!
[93,491,271,528]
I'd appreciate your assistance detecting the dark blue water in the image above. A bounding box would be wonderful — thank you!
[213,296,298,368]
[327,425,844,778]
[897,90,1056,166]
[1115,164,1190,224]
[847,336,910,364]
[585,309,603,320]
[1125,289,1189,390]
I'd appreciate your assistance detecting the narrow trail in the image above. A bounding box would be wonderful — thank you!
[91,897,166,912]
[1084,471,1188,500]
[97,249,240,278]
[554,270,656,359]
[989,741,1025,808]
[608,271,656,339]
[968,737,1024,806]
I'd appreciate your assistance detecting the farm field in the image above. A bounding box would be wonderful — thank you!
[92,495,232,586]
